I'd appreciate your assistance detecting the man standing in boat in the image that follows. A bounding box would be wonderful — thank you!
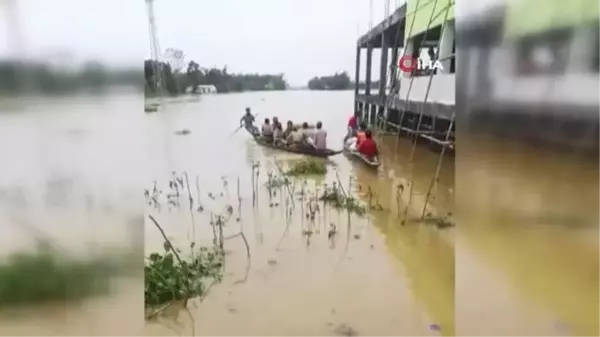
[344,113,359,142]
[240,107,259,135]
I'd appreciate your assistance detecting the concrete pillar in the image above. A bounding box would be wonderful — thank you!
[365,44,373,96]
[390,47,399,90]
[402,39,414,78]
[439,19,455,73]
[476,47,491,102]
[567,24,595,73]
[354,46,361,97]
[379,34,389,96]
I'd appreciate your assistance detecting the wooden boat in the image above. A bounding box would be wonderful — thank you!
[248,129,341,158]
[342,140,380,169]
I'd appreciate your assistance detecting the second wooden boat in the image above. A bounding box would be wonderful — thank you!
[342,141,380,169]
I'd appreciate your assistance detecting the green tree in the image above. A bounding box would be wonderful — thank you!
[307,72,351,90]
[144,57,289,95]
[80,61,107,89]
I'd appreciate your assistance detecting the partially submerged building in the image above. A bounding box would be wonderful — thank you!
[354,0,456,149]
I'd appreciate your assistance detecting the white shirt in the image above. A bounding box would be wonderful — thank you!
[302,128,315,140]
[261,124,273,136]
[290,130,303,143]
[313,129,327,149]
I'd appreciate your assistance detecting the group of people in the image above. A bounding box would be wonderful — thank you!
[240,107,377,160]
[344,113,379,161]
[240,108,328,150]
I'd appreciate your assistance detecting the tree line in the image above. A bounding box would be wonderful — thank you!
[0,60,140,95]
[306,71,382,91]
[307,72,352,90]
[144,59,288,96]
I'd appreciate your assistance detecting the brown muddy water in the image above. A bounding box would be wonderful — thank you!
[456,136,599,336]
[0,90,597,336]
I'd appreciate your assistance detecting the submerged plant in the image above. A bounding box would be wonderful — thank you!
[286,159,327,176]
[408,213,455,229]
[144,172,249,319]
[265,174,289,190]
[144,242,224,310]
[319,185,366,216]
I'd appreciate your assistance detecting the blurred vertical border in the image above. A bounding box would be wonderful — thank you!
[456,0,599,335]
[0,0,146,335]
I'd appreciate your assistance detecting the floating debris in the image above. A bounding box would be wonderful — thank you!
[334,323,358,336]
[174,129,191,135]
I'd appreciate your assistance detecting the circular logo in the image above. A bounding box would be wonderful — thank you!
[398,55,417,72]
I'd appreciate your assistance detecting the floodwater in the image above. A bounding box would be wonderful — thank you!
[456,136,599,336]
[143,90,455,336]
[0,91,145,335]
[0,90,597,336]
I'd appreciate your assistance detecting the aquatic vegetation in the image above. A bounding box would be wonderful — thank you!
[405,211,455,229]
[144,171,250,319]
[265,174,289,190]
[285,159,327,176]
[319,184,367,216]
[144,242,224,309]
[0,244,117,307]
[413,214,455,229]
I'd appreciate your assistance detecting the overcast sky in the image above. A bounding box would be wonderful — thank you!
[1,0,406,85]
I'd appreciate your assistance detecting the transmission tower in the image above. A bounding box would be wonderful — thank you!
[3,0,23,57]
[385,0,390,17]
[145,0,163,92]
[3,0,30,92]
[369,0,373,29]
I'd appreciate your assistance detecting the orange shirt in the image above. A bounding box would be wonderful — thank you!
[356,131,366,146]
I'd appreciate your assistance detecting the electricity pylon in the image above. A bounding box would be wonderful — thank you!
[145,0,163,92]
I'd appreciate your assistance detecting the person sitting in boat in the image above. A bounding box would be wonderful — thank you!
[357,129,379,161]
[282,120,294,139]
[286,126,303,145]
[356,123,367,146]
[261,118,274,142]
[301,122,315,141]
[344,123,366,151]
[273,123,285,145]
[345,123,365,146]
[240,107,259,135]
[313,121,328,150]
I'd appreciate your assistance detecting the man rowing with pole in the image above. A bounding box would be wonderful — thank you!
[240,107,259,136]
